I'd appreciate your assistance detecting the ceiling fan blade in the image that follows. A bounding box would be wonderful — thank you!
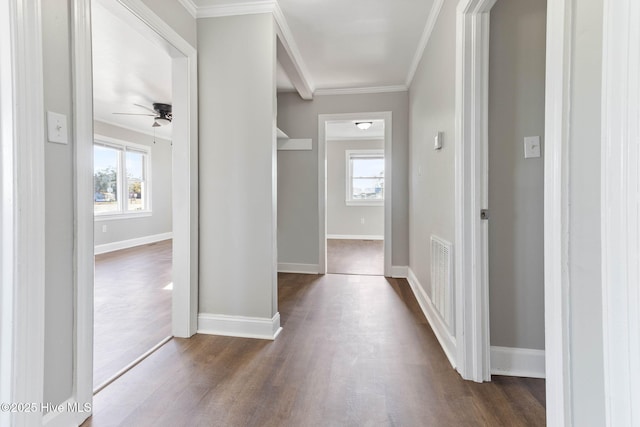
[133,103,158,114]
[112,112,156,116]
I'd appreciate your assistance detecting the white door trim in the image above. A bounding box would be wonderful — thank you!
[454,0,496,383]
[318,112,393,277]
[71,0,198,419]
[0,0,46,425]
[601,0,640,424]
[543,0,573,425]
[71,0,95,423]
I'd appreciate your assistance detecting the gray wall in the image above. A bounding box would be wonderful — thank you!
[488,0,546,350]
[567,0,605,423]
[93,121,173,246]
[408,0,456,298]
[327,139,384,237]
[277,92,409,266]
[198,14,278,318]
[42,0,74,407]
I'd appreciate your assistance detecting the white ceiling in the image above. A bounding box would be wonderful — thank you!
[92,1,173,139]
[193,0,435,91]
[326,119,385,140]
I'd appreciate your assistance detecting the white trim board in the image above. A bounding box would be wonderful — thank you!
[327,234,384,241]
[407,268,457,368]
[198,313,283,340]
[543,0,573,424]
[454,0,497,384]
[42,398,90,427]
[490,347,546,379]
[391,266,408,278]
[277,263,319,274]
[406,0,444,86]
[314,85,408,96]
[94,232,173,255]
[601,0,640,423]
[277,138,311,150]
[1,0,46,424]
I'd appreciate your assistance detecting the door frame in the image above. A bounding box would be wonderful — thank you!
[600,0,640,423]
[0,0,46,425]
[72,0,198,423]
[454,0,496,383]
[318,112,393,277]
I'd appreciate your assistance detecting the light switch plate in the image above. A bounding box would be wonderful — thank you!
[434,132,443,150]
[47,111,68,144]
[524,136,541,158]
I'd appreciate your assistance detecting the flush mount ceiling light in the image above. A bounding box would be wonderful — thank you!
[355,121,373,130]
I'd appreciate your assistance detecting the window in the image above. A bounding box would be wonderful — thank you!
[345,149,384,206]
[94,137,150,216]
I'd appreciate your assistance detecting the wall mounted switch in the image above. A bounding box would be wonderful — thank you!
[524,136,541,158]
[47,111,68,144]
[434,132,443,150]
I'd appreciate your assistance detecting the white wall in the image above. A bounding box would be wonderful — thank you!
[277,92,409,266]
[140,0,196,48]
[93,121,173,247]
[198,14,278,319]
[327,139,384,238]
[408,0,456,299]
[488,0,546,350]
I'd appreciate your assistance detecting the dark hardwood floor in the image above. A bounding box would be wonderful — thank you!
[84,273,545,426]
[327,239,384,275]
[93,239,173,388]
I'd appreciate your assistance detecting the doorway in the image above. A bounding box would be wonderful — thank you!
[91,0,175,390]
[71,0,198,411]
[325,120,385,276]
[318,112,392,277]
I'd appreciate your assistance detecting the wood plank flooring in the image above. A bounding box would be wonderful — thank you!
[84,272,544,426]
[93,240,173,388]
[327,239,384,275]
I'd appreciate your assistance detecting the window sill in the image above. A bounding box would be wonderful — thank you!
[345,201,384,207]
[94,212,152,221]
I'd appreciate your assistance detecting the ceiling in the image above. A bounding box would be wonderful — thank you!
[92,1,173,139]
[326,119,385,140]
[192,0,436,92]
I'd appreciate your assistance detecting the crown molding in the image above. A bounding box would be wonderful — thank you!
[406,0,444,87]
[196,0,275,18]
[177,0,197,18]
[314,85,408,96]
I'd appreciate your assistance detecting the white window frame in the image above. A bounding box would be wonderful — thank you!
[345,149,385,206]
[93,134,152,219]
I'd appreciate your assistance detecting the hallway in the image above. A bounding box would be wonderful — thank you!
[84,273,545,426]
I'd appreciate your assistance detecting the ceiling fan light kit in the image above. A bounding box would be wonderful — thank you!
[112,102,173,128]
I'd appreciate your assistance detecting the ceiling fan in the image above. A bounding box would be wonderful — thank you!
[113,103,172,127]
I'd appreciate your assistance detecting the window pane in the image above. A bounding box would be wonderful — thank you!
[94,145,119,213]
[126,151,146,211]
[352,178,384,200]
[352,157,384,178]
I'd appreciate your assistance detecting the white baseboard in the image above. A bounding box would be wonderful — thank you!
[407,268,457,368]
[490,346,546,378]
[391,265,408,278]
[277,263,319,274]
[94,232,173,255]
[327,234,384,240]
[42,398,91,427]
[197,312,282,340]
